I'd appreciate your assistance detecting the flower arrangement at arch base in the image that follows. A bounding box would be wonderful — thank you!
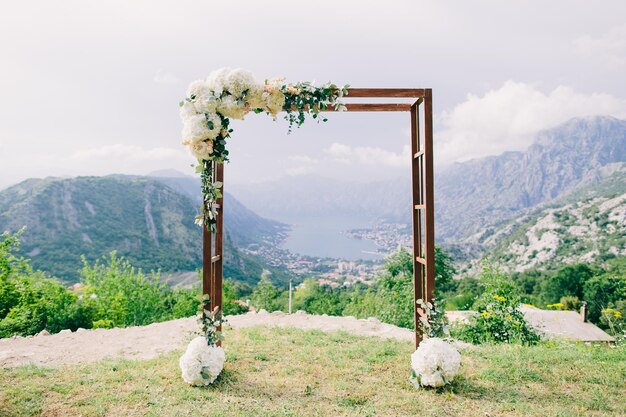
[410,298,461,389]
[179,295,226,386]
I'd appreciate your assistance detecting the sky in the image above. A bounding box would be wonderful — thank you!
[1,1,626,189]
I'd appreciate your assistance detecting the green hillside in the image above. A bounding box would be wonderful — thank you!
[0,176,291,285]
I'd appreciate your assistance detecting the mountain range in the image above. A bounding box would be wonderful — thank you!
[230,116,626,245]
[0,175,289,285]
[1,115,624,283]
[436,116,626,241]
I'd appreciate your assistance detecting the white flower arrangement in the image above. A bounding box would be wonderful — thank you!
[410,337,460,388]
[179,336,226,386]
[179,67,349,232]
[180,297,226,386]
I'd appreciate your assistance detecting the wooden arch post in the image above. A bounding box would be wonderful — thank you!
[203,88,435,348]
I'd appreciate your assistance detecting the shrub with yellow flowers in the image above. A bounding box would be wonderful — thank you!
[600,303,625,345]
[451,262,540,345]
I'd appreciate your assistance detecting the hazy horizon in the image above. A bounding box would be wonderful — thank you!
[1,113,622,191]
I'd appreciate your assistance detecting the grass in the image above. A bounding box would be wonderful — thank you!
[1,326,625,417]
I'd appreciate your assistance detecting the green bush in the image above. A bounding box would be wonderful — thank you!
[368,249,416,328]
[293,279,348,316]
[559,295,581,311]
[343,247,455,329]
[92,319,114,329]
[446,277,483,310]
[0,231,202,337]
[451,263,539,345]
[167,288,201,319]
[222,279,250,316]
[341,284,379,319]
[251,275,286,312]
[81,253,170,327]
[0,272,94,337]
[0,231,94,337]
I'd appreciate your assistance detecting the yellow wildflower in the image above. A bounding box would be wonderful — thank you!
[602,308,622,319]
[492,295,506,302]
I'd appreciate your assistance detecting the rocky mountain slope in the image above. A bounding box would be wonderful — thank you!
[437,116,626,241]
[0,175,289,284]
[469,167,626,272]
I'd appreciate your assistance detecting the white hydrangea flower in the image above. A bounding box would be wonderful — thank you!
[179,336,225,386]
[265,90,286,117]
[182,114,211,143]
[179,101,198,121]
[217,96,249,120]
[189,140,213,161]
[223,68,257,98]
[194,95,219,114]
[186,79,211,100]
[246,85,266,109]
[206,67,232,97]
[181,114,221,145]
[411,338,460,388]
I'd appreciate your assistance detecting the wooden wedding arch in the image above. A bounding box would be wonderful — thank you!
[203,88,435,348]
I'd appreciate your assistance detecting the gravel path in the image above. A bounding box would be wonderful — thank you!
[0,311,413,368]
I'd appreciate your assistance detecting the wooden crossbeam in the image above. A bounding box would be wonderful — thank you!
[332,103,411,112]
[346,88,426,98]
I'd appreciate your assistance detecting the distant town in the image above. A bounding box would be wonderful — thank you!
[241,222,414,286]
[344,223,413,253]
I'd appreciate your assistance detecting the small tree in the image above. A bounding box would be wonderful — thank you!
[541,264,596,304]
[250,274,284,312]
[343,246,456,329]
[583,274,626,324]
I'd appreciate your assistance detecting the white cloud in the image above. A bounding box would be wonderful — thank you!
[574,25,626,70]
[153,69,181,85]
[325,143,410,167]
[285,154,319,176]
[326,143,352,157]
[72,144,186,161]
[286,166,314,176]
[287,155,319,164]
[437,81,626,163]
